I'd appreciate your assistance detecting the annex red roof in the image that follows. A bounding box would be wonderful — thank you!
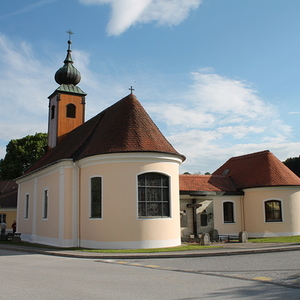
[212,150,300,189]
[179,174,237,192]
[0,180,17,208]
[25,94,185,174]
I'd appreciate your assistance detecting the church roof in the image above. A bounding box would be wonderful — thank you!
[212,150,300,189]
[25,93,185,174]
[180,174,238,193]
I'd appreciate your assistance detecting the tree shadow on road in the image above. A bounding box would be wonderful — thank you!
[202,281,300,299]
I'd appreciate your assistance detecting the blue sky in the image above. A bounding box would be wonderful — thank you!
[0,0,300,173]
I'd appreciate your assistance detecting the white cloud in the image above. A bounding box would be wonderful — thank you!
[217,126,265,139]
[189,71,276,121]
[145,69,294,173]
[147,104,215,128]
[289,111,300,114]
[79,0,202,35]
[0,34,297,175]
[0,0,57,19]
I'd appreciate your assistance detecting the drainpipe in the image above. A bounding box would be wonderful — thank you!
[241,194,245,232]
[78,166,81,248]
[73,160,81,248]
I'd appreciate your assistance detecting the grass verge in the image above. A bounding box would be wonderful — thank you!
[77,244,221,253]
[249,236,300,243]
[0,241,220,253]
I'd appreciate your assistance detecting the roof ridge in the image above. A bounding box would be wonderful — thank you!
[230,150,270,160]
[0,179,13,193]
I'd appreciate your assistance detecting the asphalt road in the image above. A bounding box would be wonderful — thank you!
[1,248,300,299]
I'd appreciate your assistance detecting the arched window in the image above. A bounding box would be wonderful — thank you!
[90,177,102,219]
[138,172,170,218]
[223,201,234,223]
[265,200,282,222]
[66,104,76,118]
[51,105,55,119]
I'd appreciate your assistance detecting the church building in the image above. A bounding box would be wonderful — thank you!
[16,37,185,249]
[16,37,300,249]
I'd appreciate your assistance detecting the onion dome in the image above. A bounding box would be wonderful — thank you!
[54,39,81,86]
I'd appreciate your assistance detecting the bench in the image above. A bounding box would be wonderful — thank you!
[219,231,248,243]
[5,233,21,242]
[219,235,239,242]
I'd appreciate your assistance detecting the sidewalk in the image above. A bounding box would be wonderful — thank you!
[1,242,300,259]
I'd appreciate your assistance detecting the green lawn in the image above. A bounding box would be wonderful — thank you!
[0,240,219,253]
[77,244,220,253]
[1,235,300,253]
[249,236,300,243]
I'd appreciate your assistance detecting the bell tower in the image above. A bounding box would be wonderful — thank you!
[47,31,87,149]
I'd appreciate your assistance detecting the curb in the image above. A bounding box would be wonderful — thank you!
[1,243,300,259]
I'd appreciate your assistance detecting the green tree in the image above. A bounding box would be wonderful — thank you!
[283,156,300,177]
[0,133,47,179]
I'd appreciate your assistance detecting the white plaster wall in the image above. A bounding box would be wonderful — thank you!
[213,196,243,235]
[17,161,75,247]
[243,186,300,237]
[78,153,182,249]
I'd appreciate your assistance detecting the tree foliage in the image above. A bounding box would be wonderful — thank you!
[0,133,47,179]
[283,156,300,177]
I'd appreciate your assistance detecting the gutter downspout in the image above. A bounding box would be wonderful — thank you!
[241,194,245,232]
[78,165,81,248]
[73,161,81,248]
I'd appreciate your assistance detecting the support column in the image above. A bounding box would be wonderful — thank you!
[187,199,202,237]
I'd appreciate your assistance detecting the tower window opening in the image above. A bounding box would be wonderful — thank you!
[51,105,55,119]
[66,104,76,118]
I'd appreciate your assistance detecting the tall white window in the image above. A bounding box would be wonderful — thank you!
[90,177,102,218]
[265,200,282,222]
[25,194,29,219]
[43,190,48,219]
[223,201,235,223]
[138,172,170,218]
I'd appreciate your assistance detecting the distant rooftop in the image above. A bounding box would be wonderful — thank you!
[213,150,300,189]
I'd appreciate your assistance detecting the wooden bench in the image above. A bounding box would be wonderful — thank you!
[6,233,21,242]
[219,231,248,243]
[219,235,239,242]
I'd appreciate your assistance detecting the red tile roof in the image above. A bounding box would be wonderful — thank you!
[212,150,300,189]
[179,174,237,192]
[25,94,185,174]
[0,180,17,208]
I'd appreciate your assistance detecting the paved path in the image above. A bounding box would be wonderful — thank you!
[1,241,300,259]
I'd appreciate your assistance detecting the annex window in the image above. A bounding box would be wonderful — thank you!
[223,201,234,223]
[0,214,6,223]
[90,177,102,218]
[138,173,170,218]
[51,105,55,119]
[25,194,29,219]
[265,200,282,222]
[66,104,76,118]
[43,190,48,219]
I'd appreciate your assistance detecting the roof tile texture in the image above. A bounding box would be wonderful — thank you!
[0,180,17,208]
[26,94,184,174]
[212,150,300,189]
[179,174,237,192]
